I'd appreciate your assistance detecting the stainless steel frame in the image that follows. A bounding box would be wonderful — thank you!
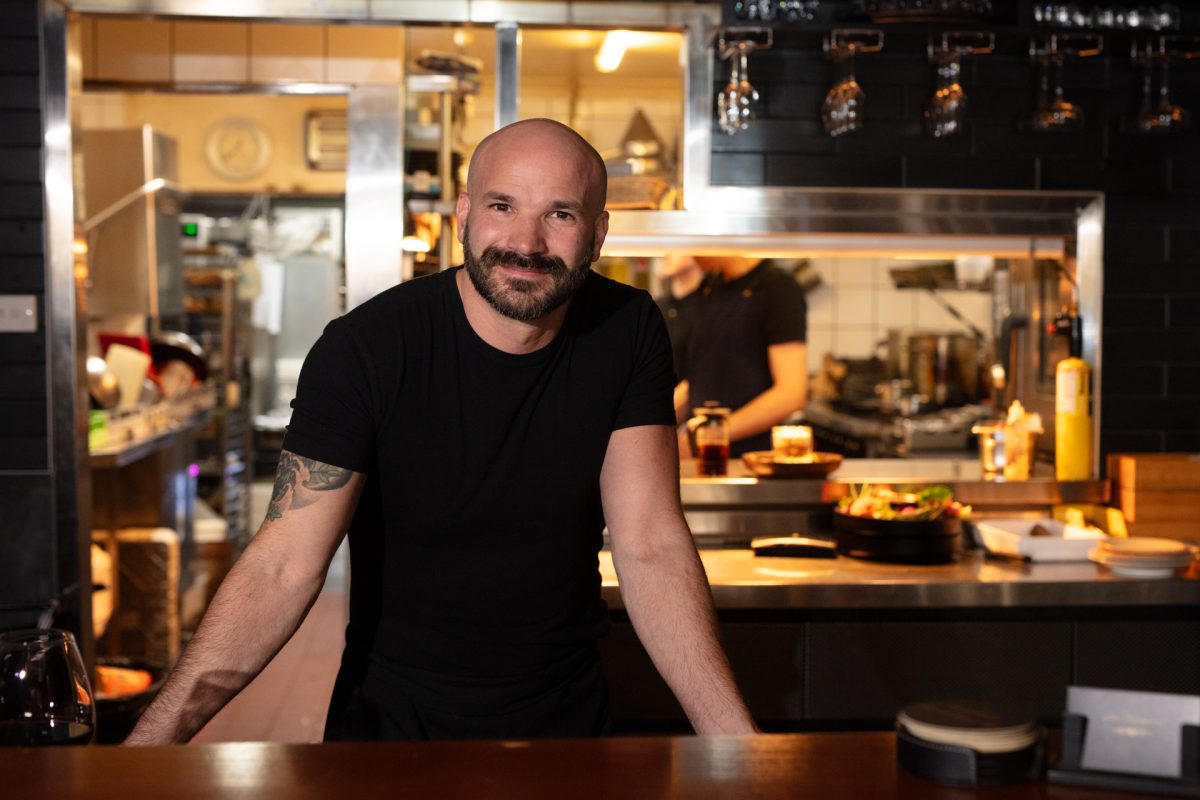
[345,84,408,308]
[494,22,519,129]
[56,0,1107,474]
[66,0,699,25]
[42,0,94,661]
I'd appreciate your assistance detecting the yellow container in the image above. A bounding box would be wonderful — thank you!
[1055,357,1092,481]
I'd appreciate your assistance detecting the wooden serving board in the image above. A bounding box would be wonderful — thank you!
[1125,520,1200,542]
[1108,453,1200,491]
[1117,487,1200,523]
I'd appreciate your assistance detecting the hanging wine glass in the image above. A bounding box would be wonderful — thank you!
[1134,37,1191,133]
[822,45,864,137]
[925,32,994,139]
[1028,33,1101,133]
[0,629,95,746]
[717,51,744,135]
[715,34,768,136]
[821,30,883,138]
[1030,53,1085,131]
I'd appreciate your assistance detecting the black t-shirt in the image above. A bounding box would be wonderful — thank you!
[656,289,700,383]
[282,267,675,724]
[684,261,807,456]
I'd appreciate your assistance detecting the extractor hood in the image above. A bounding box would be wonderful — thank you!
[598,7,1096,261]
[602,188,1090,259]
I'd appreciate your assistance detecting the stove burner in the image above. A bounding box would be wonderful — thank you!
[805,400,991,458]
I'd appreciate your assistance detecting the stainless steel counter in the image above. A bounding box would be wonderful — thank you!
[598,549,1200,610]
[678,457,1110,542]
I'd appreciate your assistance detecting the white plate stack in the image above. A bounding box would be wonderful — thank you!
[1087,537,1198,578]
[898,701,1040,754]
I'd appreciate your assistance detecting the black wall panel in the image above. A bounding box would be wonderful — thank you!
[713,41,1200,458]
[0,4,52,582]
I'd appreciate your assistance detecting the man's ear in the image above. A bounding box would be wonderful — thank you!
[455,192,470,244]
[591,210,609,262]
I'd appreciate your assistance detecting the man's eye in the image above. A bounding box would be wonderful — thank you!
[490,203,511,212]
[552,211,575,221]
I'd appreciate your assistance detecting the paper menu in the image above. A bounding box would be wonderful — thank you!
[1069,686,1200,779]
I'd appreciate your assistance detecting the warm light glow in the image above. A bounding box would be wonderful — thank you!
[402,235,431,253]
[595,30,633,73]
[601,233,1066,261]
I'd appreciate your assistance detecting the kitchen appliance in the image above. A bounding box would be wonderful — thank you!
[805,398,989,458]
[886,330,985,408]
[82,127,185,329]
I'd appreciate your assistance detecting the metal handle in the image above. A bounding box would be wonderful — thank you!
[825,29,884,60]
[1030,32,1104,61]
[928,31,995,61]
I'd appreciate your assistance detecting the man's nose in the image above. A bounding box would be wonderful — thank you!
[506,213,547,254]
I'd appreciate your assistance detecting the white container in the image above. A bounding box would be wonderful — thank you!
[975,518,1106,562]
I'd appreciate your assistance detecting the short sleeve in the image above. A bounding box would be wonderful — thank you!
[763,269,808,345]
[613,295,677,430]
[281,319,376,472]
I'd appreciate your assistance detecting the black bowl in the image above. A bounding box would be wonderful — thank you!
[94,658,165,744]
[833,511,963,564]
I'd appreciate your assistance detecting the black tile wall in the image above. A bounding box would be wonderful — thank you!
[711,42,1200,458]
[0,7,46,472]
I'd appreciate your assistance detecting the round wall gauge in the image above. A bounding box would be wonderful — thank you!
[204,118,272,181]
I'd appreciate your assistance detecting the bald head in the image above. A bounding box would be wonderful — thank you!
[467,119,608,215]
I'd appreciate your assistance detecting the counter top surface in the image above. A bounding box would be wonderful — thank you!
[0,733,1147,800]
[680,457,1108,507]
[599,549,1200,610]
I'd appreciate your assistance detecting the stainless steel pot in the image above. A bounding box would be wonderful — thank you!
[889,330,983,408]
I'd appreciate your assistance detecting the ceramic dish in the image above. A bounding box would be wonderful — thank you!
[741,451,843,479]
[1088,546,1195,579]
[975,518,1106,562]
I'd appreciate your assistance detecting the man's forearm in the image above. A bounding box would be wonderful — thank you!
[728,384,804,444]
[613,529,757,735]
[124,548,324,745]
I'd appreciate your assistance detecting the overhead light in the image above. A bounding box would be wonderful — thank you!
[595,30,633,73]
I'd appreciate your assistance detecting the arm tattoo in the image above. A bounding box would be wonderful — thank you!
[265,451,353,521]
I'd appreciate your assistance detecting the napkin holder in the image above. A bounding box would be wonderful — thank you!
[1048,712,1200,797]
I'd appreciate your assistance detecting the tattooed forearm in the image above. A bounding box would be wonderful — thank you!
[265,451,353,521]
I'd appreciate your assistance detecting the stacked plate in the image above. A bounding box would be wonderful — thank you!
[896,700,1042,786]
[898,701,1039,754]
[1088,537,1197,578]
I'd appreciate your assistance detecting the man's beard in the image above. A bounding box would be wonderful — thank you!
[462,230,592,322]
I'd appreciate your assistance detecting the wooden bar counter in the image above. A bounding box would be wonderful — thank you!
[2,733,1145,799]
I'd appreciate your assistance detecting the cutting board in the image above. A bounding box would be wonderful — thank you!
[1108,453,1200,491]
[1117,488,1200,523]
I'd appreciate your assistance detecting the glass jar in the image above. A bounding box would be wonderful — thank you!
[688,402,731,477]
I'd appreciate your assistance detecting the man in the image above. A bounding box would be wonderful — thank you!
[126,119,756,743]
[675,256,808,458]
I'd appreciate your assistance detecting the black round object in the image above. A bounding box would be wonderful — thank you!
[94,658,165,744]
[833,511,962,564]
[150,331,208,380]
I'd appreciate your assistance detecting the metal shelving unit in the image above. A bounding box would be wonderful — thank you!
[182,245,253,547]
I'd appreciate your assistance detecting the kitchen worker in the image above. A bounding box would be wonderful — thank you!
[656,253,705,382]
[675,256,808,458]
[126,118,757,744]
